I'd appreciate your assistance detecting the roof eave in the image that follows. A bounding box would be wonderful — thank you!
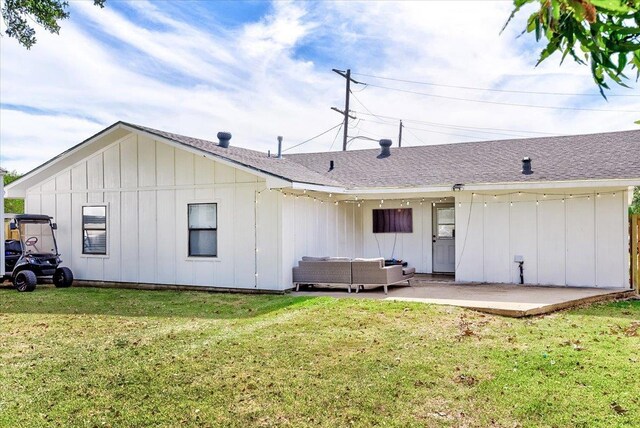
[285,178,640,195]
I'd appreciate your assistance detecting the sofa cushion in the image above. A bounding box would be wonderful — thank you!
[326,257,351,261]
[402,267,416,276]
[301,256,329,261]
[352,257,384,263]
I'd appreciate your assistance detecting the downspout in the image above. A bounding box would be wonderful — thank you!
[254,187,259,288]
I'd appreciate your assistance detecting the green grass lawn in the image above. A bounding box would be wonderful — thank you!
[0,286,638,428]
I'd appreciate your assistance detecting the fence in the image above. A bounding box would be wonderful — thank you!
[631,214,639,291]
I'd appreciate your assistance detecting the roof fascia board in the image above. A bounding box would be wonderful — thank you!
[461,179,640,192]
[120,124,278,183]
[5,123,130,198]
[121,124,309,186]
[289,182,345,193]
[6,123,289,198]
[266,176,292,189]
[287,178,640,195]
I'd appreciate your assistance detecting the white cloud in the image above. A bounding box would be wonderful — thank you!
[1,0,638,171]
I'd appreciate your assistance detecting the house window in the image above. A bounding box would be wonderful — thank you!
[82,206,107,255]
[188,203,217,257]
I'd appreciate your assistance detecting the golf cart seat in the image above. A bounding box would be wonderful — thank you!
[4,240,23,272]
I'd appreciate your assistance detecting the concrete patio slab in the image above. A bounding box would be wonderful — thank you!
[291,282,636,317]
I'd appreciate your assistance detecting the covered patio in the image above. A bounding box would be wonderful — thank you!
[291,276,635,317]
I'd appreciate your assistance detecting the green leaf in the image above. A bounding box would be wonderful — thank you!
[552,0,561,21]
[617,52,628,72]
[590,0,633,13]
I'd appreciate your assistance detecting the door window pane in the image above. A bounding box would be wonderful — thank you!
[437,207,455,224]
[438,224,454,238]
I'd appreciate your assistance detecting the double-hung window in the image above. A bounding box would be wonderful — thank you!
[188,203,217,257]
[82,206,107,255]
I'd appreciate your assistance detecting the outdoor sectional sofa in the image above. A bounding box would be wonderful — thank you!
[292,256,415,294]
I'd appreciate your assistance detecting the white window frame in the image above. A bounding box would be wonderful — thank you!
[187,202,218,259]
[81,203,109,258]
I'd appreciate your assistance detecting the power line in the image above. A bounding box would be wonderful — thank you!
[282,122,343,152]
[350,91,394,126]
[353,90,520,141]
[354,111,558,137]
[328,122,344,151]
[403,127,426,146]
[352,88,568,137]
[360,117,534,139]
[364,82,640,113]
[351,72,640,97]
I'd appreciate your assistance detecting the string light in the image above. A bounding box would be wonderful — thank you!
[256,189,622,208]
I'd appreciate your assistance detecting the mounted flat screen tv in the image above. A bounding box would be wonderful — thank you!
[373,208,413,233]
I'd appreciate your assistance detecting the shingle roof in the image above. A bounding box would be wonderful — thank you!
[129,122,640,189]
[127,123,343,187]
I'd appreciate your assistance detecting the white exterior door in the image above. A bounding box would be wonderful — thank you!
[433,204,455,273]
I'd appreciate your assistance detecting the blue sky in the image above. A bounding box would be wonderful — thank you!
[1,0,638,172]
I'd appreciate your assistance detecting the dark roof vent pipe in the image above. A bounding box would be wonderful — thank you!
[217,132,231,148]
[521,157,533,175]
[277,136,283,159]
[329,160,334,171]
[378,139,392,158]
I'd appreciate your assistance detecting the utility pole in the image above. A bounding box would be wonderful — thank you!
[332,68,362,151]
[398,120,403,147]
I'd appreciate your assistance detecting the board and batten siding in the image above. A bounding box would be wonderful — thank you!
[0,173,4,277]
[279,195,362,285]
[455,191,630,287]
[24,132,286,290]
[359,200,433,273]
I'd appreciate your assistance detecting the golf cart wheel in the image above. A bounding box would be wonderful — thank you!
[53,267,74,288]
[14,271,37,292]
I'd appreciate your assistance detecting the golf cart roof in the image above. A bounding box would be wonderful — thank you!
[6,214,53,221]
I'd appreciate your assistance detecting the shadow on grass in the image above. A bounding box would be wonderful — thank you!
[0,285,321,320]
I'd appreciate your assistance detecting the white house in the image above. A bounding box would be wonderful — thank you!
[4,122,639,291]
[1,166,6,278]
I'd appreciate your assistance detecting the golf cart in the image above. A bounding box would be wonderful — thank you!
[3,214,73,292]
